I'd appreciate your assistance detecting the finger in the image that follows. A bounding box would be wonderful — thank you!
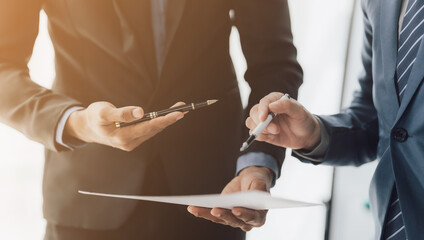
[265,122,280,135]
[245,117,257,131]
[187,206,226,224]
[257,133,286,147]
[170,102,186,108]
[255,133,278,142]
[249,105,260,125]
[242,226,253,232]
[232,208,268,227]
[221,178,241,195]
[250,177,270,192]
[170,102,190,115]
[103,106,144,123]
[258,92,284,121]
[123,112,183,143]
[249,103,280,135]
[142,112,184,134]
[159,111,185,126]
[246,117,275,135]
[233,179,269,227]
[210,208,249,228]
[268,98,301,117]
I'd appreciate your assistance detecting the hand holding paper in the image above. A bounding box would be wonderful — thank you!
[78,189,317,210]
[188,166,319,232]
[188,166,274,231]
[79,167,320,232]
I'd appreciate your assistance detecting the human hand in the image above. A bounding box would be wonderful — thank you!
[187,166,273,232]
[246,92,321,151]
[64,101,185,151]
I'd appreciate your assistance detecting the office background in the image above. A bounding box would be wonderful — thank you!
[0,0,377,239]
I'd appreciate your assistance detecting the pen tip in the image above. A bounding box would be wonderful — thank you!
[207,99,218,105]
[240,143,248,152]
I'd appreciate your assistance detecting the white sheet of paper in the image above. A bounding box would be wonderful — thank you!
[79,190,320,210]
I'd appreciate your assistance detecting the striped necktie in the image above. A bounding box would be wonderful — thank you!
[384,1,424,239]
[383,186,406,239]
[396,0,424,100]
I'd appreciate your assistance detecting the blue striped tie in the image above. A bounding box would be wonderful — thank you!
[384,1,424,239]
[396,0,424,100]
[383,186,406,240]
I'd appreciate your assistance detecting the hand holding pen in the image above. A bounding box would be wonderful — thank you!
[243,92,322,151]
[62,101,199,152]
[115,100,218,128]
[64,100,217,152]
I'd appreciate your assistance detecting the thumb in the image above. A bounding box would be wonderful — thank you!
[105,106,144,123]
[258,92,284,121]
[250,179,269,192]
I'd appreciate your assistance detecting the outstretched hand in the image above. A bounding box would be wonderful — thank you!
[65,101,185,151]
[187,166,273,232]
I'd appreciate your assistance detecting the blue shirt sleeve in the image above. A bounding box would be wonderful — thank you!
[55,106,87,150]
[236,152,280,187]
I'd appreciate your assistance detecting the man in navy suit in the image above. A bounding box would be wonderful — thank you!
[189,0,424,238]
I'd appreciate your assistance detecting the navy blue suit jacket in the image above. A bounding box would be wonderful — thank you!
[294,0,424,238]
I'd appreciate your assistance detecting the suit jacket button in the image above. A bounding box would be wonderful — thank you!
[393,128,408,142]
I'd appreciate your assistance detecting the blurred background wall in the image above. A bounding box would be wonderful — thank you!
[0,0,378,239]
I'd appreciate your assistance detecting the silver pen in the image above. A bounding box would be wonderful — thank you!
[240,94,291,151]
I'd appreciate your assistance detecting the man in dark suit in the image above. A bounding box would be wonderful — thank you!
[191,0,424,239]
[0,0,302,239]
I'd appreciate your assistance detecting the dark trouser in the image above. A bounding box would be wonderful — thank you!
[44,158,245,240]
[45,201,245,240]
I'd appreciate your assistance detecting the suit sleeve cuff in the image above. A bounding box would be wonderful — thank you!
[236,152,279,187]
[55,106,87,150]
[292,116,329,162]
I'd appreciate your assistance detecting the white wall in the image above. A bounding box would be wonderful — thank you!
[328,1,377,239]
[0,12,52,239]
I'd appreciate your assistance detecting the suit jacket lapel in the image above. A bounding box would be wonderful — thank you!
[112,0,186,108]
[379,0,402,121]
[395,38,424,123]
[162,0,187,69]
[149,0,187,103]
[112,0,158,84]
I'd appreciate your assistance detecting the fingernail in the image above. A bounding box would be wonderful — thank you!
[176,115,184,121]
[211,211,221,217]
[233,210,241,216]
[187,207,198,216]
[132,108,142,119]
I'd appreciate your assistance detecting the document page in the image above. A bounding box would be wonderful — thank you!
[79,190,320,210]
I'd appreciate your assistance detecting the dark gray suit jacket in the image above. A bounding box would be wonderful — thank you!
[0,0,302,238]
[294,0,424,239]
